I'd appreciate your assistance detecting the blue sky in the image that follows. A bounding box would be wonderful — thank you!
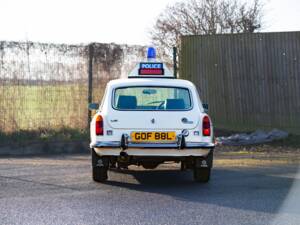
[0,0,299,45]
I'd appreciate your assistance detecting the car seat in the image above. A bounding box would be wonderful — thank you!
[117,96,137,109]
[165,99,185,110]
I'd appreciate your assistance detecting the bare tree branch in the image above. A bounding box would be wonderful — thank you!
[150,0,264,58]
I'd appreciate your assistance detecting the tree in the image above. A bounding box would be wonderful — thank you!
[150,0,264,58]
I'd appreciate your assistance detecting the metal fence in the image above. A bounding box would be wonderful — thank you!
[0,41,145,133]
[180,32,300,134]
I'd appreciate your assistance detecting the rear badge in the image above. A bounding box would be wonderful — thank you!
[151,118,155,124]
[96,159,104,167]
[201,160,208,168]
[181,118,193,124]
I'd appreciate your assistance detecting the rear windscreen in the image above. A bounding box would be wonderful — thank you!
[113,86,192,111]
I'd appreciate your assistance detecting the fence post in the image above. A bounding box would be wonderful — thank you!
[87,43,94,128]
[173,46,177,78]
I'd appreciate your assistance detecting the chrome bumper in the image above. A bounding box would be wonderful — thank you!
[90,134,214,157]
[90,141,215,149]
[93,148,212,157]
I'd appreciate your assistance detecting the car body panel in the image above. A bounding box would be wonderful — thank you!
[90,77,214,157]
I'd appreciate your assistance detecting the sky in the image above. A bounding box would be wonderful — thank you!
[0,0,300,46]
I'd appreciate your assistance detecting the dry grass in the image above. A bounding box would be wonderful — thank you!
[214,155,300,167]
[0,84,88,132]
[0,128,88,146]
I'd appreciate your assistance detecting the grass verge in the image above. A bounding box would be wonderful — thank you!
[0,128,89,146]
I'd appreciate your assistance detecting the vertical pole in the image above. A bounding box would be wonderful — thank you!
[87,43,94,128]
[173,46,177,78]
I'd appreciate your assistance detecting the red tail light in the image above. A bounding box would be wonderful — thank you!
[202,116,211,136]
[95,115,103,136]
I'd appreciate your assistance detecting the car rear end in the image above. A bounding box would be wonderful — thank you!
[90,78,215,183]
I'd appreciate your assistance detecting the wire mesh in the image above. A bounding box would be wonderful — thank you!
[0,41,146,133]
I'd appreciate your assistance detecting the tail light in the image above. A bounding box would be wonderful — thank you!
[202,115,211,136]
[95,115,103,136]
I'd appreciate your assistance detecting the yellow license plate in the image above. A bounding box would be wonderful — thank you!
[131,131,176,142]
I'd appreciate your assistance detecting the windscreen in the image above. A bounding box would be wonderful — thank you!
[113,86,192,111]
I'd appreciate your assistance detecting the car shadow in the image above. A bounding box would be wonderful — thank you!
[105,166,299,214]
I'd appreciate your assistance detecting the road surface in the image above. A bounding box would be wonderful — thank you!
[0,154,299,225]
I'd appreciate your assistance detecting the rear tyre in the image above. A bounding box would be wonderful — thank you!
[193,167,211,183]
[92,167,108,182]
[91,148,108,182]
[193,150,214,183]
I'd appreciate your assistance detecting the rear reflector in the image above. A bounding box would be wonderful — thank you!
[95,115,103,136]
[202,116,211,136]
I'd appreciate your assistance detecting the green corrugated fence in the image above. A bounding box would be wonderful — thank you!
[180,32,300,134]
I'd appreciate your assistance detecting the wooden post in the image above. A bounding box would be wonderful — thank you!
[87,43,94,128]
[173,46,177,78]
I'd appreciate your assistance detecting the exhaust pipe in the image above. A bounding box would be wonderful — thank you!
[119,151,129,162]
[120,151,128,157]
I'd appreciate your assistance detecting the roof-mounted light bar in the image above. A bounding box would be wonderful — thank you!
[128,47,174,78]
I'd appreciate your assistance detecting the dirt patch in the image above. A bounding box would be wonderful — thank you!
[214,128,300,154]
[216,143,300,154]
[214,144,300,168]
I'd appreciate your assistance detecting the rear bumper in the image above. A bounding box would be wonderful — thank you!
[90,141,214,157]
[90,141,214,149]
[94,148,212,157]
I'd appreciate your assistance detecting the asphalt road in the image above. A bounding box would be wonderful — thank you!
[0,154,299,225]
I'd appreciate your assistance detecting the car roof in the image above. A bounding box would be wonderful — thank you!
[107,78,196,89]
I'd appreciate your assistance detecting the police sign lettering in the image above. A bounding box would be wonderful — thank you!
[139,62,164,75]
[140,63,163,69]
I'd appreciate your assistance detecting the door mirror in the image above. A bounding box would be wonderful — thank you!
[88,103,99,110]
[202,103,209,113]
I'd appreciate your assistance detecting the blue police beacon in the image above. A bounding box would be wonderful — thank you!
[147,47,156,61]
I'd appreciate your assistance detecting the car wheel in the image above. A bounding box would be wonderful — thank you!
[91,148,108,182]
[92,167,108,182]
[193,167,211,183]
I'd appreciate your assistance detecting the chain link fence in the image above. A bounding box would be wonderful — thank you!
[0,41,146,133]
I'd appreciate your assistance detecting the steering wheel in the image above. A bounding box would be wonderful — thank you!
[157,101,165,109]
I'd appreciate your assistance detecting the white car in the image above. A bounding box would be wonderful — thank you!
[89,48,215,183]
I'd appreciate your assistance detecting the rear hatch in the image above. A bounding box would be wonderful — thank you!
[107,85,200,133]
[107,111,199,130]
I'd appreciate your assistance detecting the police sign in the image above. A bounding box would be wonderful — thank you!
[139,62,164,75]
